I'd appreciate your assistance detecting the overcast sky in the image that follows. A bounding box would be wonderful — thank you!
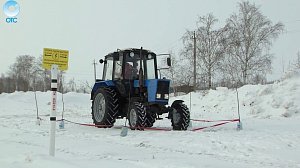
[0,0,299,84]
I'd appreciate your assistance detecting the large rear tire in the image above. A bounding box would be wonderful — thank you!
[128,102,146,130]
[92,87,119,128]
[171,102,190,130]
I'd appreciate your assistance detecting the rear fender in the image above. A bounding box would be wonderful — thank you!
[168,100,184,119]
[90,81,115,100]
[171,100,184,107]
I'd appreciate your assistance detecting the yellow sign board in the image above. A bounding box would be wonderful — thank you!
[43,48,69,70]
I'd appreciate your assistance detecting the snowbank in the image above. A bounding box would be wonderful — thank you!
[171,71,300,119]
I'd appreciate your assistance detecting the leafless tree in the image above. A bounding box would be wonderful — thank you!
[35,56,51,91]
[0,74,4,93]
[8,55,36,91]
[218,54,242,86]
[226,1,284,84]
[2,55,52,92]
[0,74,16,93]
[67,78,77,92]
[182,14,228,89]
[76,80,92,93]
[294,51,300,69]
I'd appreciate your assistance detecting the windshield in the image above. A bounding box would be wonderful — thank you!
[124,52,157,80]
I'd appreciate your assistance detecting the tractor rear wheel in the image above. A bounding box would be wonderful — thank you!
[171,101,190,130]
[92,87,119,128]
[128,102,146,130]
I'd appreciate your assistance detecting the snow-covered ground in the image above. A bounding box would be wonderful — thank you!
[0,72,300,168]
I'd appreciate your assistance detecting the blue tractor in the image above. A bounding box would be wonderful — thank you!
[91,48,190,130]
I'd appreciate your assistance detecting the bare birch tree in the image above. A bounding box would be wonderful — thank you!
[295,51,300,69]
[182,14,227,89]
[8,55,35,91]
[226,1,284,84]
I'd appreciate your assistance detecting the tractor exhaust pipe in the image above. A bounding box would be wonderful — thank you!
[139,47,145,99]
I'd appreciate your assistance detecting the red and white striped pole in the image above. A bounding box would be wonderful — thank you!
[49,64,58,156]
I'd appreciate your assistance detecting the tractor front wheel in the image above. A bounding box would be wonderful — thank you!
[171,101,190,130]
[128,102,146,130]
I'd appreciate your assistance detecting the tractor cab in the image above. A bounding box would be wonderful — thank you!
[101,48,158,81]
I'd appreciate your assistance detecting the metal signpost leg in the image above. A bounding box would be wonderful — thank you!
[49,64,58,156]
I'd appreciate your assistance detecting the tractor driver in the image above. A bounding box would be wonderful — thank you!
[124,62,138,79]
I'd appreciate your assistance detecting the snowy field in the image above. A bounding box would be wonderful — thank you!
[0,72,300,168]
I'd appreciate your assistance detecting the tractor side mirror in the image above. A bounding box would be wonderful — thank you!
[99,59,105,64]
[167,58,171,66]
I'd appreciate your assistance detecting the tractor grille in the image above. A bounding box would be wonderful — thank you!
[157,80,170,94]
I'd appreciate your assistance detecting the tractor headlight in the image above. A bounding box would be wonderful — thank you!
[165,94,169,99]
[156,94,161,99]
[130,52,134,57]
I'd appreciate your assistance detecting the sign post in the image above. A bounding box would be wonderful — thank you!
[49,64,58,156]
[43,48,69,157]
